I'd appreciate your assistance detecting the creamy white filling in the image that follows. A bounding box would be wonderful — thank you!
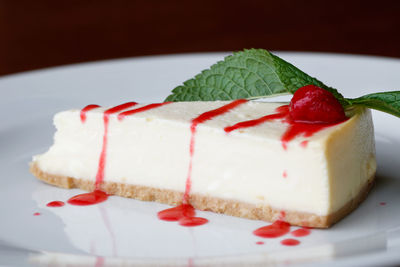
[33,101,375,216]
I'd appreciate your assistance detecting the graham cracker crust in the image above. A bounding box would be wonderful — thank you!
[30,162,375,228]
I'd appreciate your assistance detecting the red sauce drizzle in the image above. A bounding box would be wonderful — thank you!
[80,104,101,123]
[225,105,345,149]
[95,102,138,189]
[68,190,108,206]
[253,220,291,238]
[33,212,41,216]
[281,238,300,246]
[256,241,264,245]
[46,201,65,207]
[69,102,138,206]
[291,227,311,237]
[158,100,248,227]
[183,99,248,203]
[117,102,172,121]
[224,107,287,133]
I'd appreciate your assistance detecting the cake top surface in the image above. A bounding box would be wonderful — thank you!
[60,100,361,145]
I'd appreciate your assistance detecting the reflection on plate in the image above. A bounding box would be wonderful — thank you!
[1,52,400,266]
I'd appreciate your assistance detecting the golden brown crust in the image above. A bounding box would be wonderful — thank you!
[30,162,375,228]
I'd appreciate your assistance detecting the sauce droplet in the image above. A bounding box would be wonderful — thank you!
[300,140,308,148]
[281,238,300,246]
[291,228,311,237]
[33,212,41,216]
[256,241,264,245]
[46,201,65,207]
[178,216,209,227]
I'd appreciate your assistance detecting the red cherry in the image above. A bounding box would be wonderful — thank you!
[289,85,347,124]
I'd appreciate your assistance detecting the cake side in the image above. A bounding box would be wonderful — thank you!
[30,162,375,228]
[325,107,377,214]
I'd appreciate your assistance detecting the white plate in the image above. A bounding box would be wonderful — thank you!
[1,52,400,267]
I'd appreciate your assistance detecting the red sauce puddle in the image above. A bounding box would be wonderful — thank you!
[46,201,65,207]
[68,190,109,206]
[253,220,291,238]
[33,212,41,216]
[291,227,311,237]
[157,204,208,227]
[225,105,345,149]
[158,100,248,227]
[281,238,300,246]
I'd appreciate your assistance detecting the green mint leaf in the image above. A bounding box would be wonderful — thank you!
[347,91,400,118]
[165,49,345,103]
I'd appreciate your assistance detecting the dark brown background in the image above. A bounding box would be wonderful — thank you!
[1,0,400,76]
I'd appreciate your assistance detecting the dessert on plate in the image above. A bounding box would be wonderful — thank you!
[30,92,376,228]
[32,48,398,229]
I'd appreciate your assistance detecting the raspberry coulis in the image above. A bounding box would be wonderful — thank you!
[225,85,347,149]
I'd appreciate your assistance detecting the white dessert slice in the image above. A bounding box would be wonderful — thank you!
[30,101,376,228]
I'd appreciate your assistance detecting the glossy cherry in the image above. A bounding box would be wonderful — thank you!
[289,85,347,123]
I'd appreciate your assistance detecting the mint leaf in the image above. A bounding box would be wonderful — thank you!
[270,54,345,103]
[165,48,400,119]
[347,91,400,118]
[165,49,345,103]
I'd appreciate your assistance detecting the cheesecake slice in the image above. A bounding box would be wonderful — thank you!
[30,100,376,228]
